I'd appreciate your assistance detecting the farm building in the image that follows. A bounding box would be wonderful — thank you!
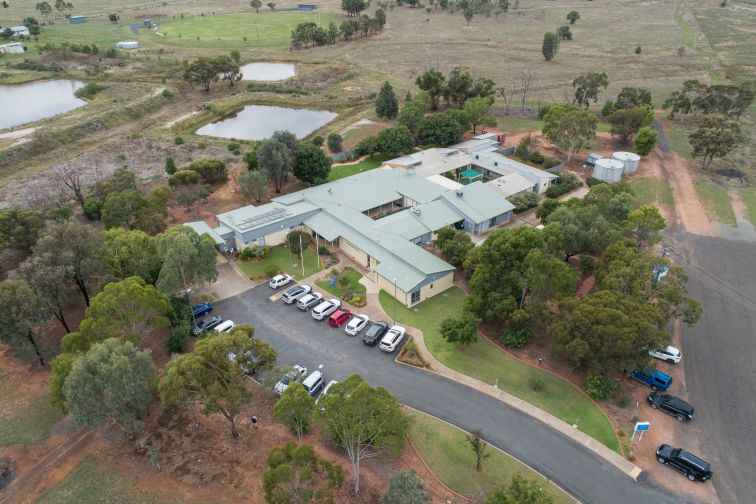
[4,25,30,37]
[187,167,515,307]
[297,3,318,10]
[69,15,86,24]
[116,41,139,49]
[0,42,27,54]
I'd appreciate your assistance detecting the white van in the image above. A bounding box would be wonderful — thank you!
[214,320,236,333]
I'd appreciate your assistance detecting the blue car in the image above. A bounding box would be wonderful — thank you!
[192,302,213,318]
[628,369,672,391]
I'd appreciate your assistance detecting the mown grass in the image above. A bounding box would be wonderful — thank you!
[35,456,222,504]
[235,246,322,281]
[496,115,610,134]
[740,186,756,226]
[380,288,619,452]
[328,154,391,181]
[629,177,674,208]
[693,178,737,226]
[316,266,365,297]
[406,409,574,503]
[0,367,62,447]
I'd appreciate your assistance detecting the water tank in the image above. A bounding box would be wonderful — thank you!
[592,158,624,182]
[612,151,641,175]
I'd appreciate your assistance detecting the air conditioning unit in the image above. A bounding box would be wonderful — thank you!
[456,189,464,198]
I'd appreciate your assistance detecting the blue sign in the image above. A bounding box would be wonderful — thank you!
[635,421,650,432]
[329,279,336,288]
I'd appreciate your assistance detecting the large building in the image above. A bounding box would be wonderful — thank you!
[187,138,558,307]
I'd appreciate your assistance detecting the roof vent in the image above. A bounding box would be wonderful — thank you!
[327,187,332,193]
[494,161,498,167]
[456,189,464,198]
[411,207,421,215]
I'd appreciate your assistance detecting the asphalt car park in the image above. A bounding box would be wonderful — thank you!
[213,284,691,504]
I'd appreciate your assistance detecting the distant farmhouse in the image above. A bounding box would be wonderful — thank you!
[0,42,27,54]
[69,15,86,24]
[187,134,558,307]
[3,25,30,37]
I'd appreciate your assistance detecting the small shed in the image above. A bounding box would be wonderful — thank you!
[143,19,153,26]
[297,3,318,10]
[9,25,30,37]
[586,153,602,167]
[116,41,139,49]
[69,15,86,24]
[0,42,27,54]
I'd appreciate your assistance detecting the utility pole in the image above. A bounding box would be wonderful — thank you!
[393,278,398,326]
[299,234,305,278]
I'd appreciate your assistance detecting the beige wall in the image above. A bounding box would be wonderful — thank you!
[377,270,453,307]
[264,227,292,246]
[339,239,369,267]
[377,274,409,306]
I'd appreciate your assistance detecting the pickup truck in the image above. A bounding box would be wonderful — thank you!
[628,369,673,391]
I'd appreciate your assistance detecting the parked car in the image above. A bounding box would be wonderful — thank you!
[363,321,388,346]
[328,309,352,328]
[274,365,308,397]
[227,350,258,374]
[649,345,682,364]
[191,315,222,336]
[297,292,323,311]
[269,274,294,289]
[311,298,341,321]
[214,320,236,333]
[648,392,694,422]
[656,444,712,481]
[282,284,312,304]
[192,302,212,318]
[318,380,338,403]
[379,325,406,353]
[301,368,326,397]
[344,314,369,336]
[628,369,673,391]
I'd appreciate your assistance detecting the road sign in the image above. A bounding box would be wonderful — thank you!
[329,279,336,288]
[632,421,650,441]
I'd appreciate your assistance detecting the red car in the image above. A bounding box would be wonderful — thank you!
[328,309,352,328]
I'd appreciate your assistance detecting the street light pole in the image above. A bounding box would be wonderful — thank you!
[392,278,397,326]
[187,288,196,327]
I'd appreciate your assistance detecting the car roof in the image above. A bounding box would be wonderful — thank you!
[302,371,322,387]
[679,450,710,470]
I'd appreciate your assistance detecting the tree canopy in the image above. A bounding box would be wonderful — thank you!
[0,279,47,365]
[572,72,609,108]
[376,81,399,119]
[381,470,429,504]
[439,312,480,348]
[542,104,597,162]
[541,32,559,61]
[0,206,45,253]
[484,475,555,504]
[415,69,445,110]
[155,226,218,294]
[688,113,745,169]
[272,382,315,440]
[417,111,466,146]
[293,142,331,185]
[258,138,293,193]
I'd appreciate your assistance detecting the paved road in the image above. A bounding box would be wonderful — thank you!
[670,232,756,504]
[215,287,692,504]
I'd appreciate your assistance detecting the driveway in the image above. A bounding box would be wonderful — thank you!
[214,286,695,504]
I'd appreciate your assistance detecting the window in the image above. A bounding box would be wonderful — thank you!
[411,290,420,304]
[489,217,497,227]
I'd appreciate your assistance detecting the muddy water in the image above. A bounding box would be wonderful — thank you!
[239,62,296,81]
[0,79,86,130]
[196,105,336,140]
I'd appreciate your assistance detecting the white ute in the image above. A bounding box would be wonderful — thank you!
[269,274,294,289]
[379,325,406,353]
[344,314,369,336]
[311,298,341,321]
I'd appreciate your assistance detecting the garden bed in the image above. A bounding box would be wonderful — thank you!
[316,267,367,306]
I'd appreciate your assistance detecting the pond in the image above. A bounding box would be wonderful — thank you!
[0,80,86,131]
[196,105,337,141]
[239,62,296,81]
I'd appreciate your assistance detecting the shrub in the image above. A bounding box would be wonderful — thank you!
[104,47,117,58]
[508,192,540,213]
[585,176,604,187]
[167,322,190,354]
[227,142,240,152]
[538,104,552,119]
[161,88,173,98]
[356,136,379,156]
[337,274,351,289]
[586,373,619,401]
[239,246,270,261]
[165,156,177,175]
[329,268,339,278]
[529,377,545,392]
[174,136,184,145]
[601,100,614,117]
[197,142,207,150]
[616,395,630,408]
[168,169,200,187]
[327,132,343,153]
[186,159,228,184]
[318,246,331,256]
[542,156,561,169]
[546,172,581,198]
[501,326,532,348]
[579,255,596,273]
[264,264,280,278]
[75,82,105,99]
[311,135,325,147]
[529,151,545,164]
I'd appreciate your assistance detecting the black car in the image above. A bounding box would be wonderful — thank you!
[363,321,388,346]
[192,315,223,336]
[648,392,694,422]
[656,444,712,481]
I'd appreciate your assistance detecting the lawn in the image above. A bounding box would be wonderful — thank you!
[380,288,619,452]
[407,409,574,503]
[328,154,392,181]
[35,456,221,504]
[628,177,674,208]
[0,367,62,447]
[740,186,756,226]
[495,115,610,135]
[316,266,365,297]
[152,11,342,49]
[236,246,323,281]
[693,178,737,226]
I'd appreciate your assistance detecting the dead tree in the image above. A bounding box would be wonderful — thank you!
[54,162,86,208]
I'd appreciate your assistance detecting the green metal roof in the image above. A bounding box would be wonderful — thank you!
[185,221,224,245]
[440,182,515,223]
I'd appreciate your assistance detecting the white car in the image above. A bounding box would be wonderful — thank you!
[311,298,341,321]
[649,345,682,364]
[317,380,339,404]
[214,320,235,333]
[274,365,308,396]
[282,284,312,304]
[344,314,369,336]
[379,325,406,353]
[297,292,323,311]
[269,274,294,289]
